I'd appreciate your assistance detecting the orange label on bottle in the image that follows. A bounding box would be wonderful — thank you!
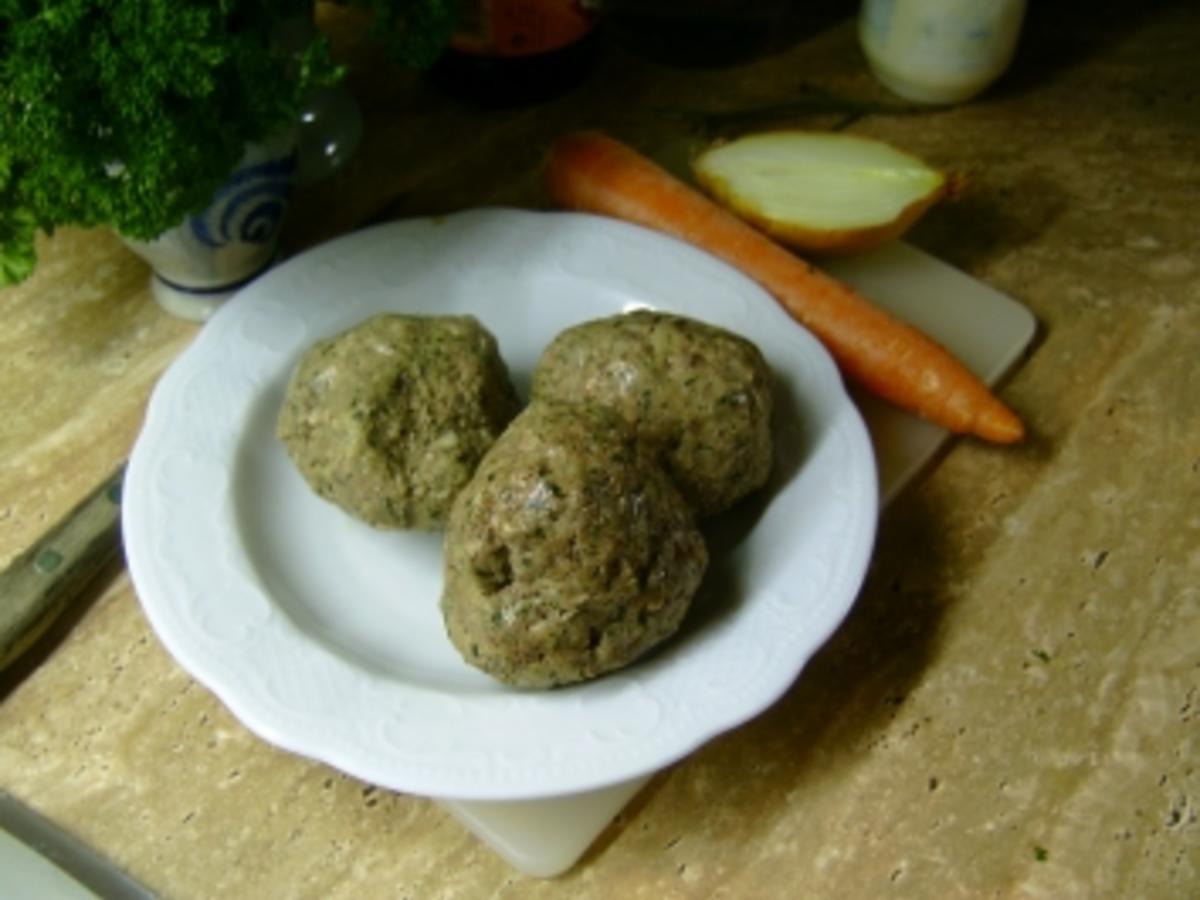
[451,0,595,57]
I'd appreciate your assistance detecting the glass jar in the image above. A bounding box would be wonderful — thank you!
[859,0,1028,105]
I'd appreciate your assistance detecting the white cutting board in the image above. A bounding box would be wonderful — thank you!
[440,240,1037,877]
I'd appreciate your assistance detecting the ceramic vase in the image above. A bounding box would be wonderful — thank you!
[121,131,298,322]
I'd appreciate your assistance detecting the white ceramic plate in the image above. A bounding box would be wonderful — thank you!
[124,209,877,801]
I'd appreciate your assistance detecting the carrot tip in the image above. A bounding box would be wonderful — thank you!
[974,405,1025,444]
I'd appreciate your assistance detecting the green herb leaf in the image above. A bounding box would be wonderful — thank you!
[0,154,39,285]
[0,199,38,283]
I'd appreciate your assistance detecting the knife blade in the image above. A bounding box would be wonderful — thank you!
[0,790,157,899]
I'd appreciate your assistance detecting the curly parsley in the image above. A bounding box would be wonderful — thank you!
[0,0,346,282]
[1,1,458,285]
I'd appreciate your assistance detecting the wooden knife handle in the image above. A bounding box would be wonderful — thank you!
[0,467,124,671]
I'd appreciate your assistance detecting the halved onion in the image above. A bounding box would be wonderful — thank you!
[693,130,955,255]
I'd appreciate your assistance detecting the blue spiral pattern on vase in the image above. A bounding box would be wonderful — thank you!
[190,153,298,250]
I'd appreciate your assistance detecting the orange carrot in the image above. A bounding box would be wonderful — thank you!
[543,131,1024,444]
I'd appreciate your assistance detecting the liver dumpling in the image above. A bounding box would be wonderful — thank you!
[277,314,519,529]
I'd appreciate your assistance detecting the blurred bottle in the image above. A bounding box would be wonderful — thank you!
[294,83,364,186]
[430,0,599,105]
[859,0,1028,105]
[275,13,364,185]
[598,0,788,67]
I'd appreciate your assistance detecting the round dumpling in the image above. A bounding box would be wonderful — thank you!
[441,401,708,688]
[277,314,519,529]
[531,310,774,517]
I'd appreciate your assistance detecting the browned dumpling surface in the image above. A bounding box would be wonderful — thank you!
[532,310,774,517]
[441,401,708,688]
[277,314,519,530]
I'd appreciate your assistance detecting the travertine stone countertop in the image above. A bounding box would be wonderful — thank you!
[1,2,1197,897]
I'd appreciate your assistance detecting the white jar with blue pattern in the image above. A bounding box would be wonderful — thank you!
[859,0,1027,105]
[122,131,297,322]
